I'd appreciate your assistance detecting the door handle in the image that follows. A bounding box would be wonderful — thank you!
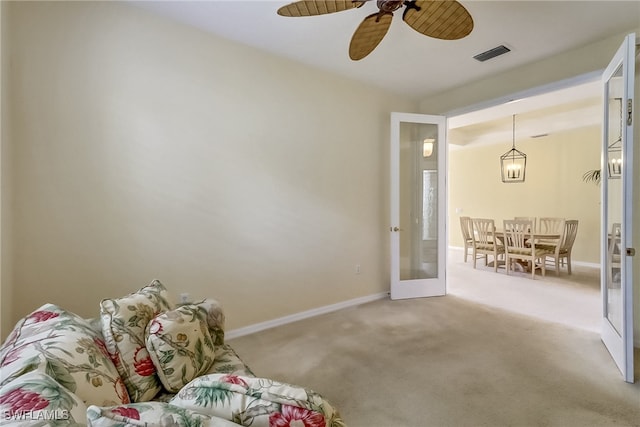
[626,248,636,256]
[390,226,403,232]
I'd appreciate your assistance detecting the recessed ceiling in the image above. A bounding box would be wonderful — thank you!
[448,80,601,147]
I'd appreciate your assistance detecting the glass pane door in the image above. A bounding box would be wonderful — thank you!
[601,33,635,383]
[605,68,623,335]
[390,113,446,299]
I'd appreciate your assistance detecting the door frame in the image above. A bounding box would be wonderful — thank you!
[444,38,636,382]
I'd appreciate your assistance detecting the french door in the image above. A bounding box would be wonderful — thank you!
[390,113,447,299]
[601,33,635,383]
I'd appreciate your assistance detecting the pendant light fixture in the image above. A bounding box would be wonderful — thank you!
[422,138,435,157]
[607,98,623,179]
[500,114,526,183]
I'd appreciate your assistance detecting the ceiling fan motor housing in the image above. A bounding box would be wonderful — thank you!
[377,0,406,13]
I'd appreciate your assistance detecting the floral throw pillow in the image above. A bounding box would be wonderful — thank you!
[100,280,173,402]
[196,299,226,347]
[145,304,216,393]
[170,374,347,427]
[0,304,129,407]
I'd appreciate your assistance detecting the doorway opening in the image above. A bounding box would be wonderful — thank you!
[445,75,602,333]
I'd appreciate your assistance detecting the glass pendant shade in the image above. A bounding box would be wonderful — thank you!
[423,139,434,157]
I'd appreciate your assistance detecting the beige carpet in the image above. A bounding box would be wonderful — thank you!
[447,248,601,333]
[229,253,640,427]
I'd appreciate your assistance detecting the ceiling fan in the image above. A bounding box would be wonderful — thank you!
[277,0,474,60]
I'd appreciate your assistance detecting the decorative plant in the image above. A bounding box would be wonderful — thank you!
[582,169,601,185]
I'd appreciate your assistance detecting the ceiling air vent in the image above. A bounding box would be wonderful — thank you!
[473,45,511,62]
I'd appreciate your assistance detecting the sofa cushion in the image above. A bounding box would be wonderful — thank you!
[207,344,255,377]
[170,374,346,427]
[100,279,173,402]
[145,303,216,393]
[0,370,89,425]
[86,401,239,426]
[0,304,129,407]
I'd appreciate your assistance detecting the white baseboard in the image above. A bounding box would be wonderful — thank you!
[571,260,600,269]
[226,292,388,340]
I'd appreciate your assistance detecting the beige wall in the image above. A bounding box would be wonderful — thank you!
[0,1,416,338]
[449,126,601,263]
[2,1,639,350]
[0,0,11,339]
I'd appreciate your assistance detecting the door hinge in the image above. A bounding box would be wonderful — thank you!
[626,248,636,256]
[627,99,633,126]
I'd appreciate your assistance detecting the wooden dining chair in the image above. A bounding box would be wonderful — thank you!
[459,216,473,262]
[557,220,579,274]
[542,219,578,275]
[608,222,622,286]
[471,218,504,272]
[539,217,565,235]
[538,217,566,274]
[514,216,537,232]
[503,219,548,279]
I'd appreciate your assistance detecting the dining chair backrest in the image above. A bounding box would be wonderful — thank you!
[504,219,547,278]
[560,220,579,251]
[609,222,622,255]
[611,222,621,237]
[539,217,565,234]
[514,217,536,232]
[503,220,534,250]
[472,218,495,245]
[460,216,475,263]
[460,216,473,241]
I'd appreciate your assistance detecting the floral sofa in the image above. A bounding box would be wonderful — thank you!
[0,280,346,426]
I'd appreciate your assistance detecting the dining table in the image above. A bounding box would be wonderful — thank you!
[491,230,561,242]
[485,230,561,271]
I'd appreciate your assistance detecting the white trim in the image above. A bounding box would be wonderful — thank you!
[573,260,601,269]
[444,71,602,118]
[226,293,388,340]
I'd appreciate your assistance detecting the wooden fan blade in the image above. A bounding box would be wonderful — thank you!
[403,0,473,40]
[349,12,393,60]
[278,0,365,17]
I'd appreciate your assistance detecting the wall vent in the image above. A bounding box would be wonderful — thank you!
[473,45,511,62]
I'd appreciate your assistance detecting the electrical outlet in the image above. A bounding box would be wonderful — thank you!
[355,264,361,274]
[180,293,190,304]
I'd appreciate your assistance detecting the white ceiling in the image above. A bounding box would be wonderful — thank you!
[448,79,602,147]
[131,0,639,144]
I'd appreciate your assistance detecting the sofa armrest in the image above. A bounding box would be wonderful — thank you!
[0,371,89,426]
[169,374,347,427]
[87,401,241,426]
